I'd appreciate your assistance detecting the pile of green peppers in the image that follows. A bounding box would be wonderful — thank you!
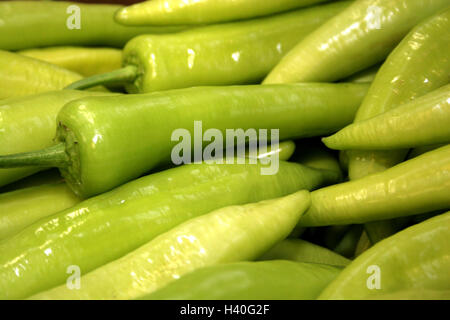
[0,0,449,301]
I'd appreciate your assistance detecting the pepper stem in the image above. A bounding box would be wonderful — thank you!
[65,65,138,90]
[0,143,68,168]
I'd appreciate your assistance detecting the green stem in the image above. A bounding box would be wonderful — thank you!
[65,65,138,90]
[0,143,68,168]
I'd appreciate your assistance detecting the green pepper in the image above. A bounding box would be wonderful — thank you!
[348,8,450,180]
[247,140,296,162]
[115,0,334,26]
[354,231,371,257]
[0,1,187,51]
[258,239,351,267]
[0,90,112,187]
[324,84,450,149]
[0,50,84,100]
[263,0,449,84]
[0,160,339,300]
[319,211,450,299]
[362,220,399,244]
[343,63,381,84]
[332,225,363,258]
[66,2,350,92]
[29,190,311,300]
[343,8,450,243]
[0,83,368,197]
[139,260,341,300]
[0,183,80,241]
[19,47,122,77]
[298,145,450,226]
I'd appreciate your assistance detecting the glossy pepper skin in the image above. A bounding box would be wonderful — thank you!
[263,0,449,84]
[0,183,80,241]
[0,83,367,197]
[0,161,339,300]
[247,140,296,162]
[259,239,350,267]
[319,211,450,299]
[115,0,334,26]
[139,261,341,300]
[68,2,349,92]
[0,50,83,99]
[0,1,187,51]
[348,8,450,180]
[324,84,450,150]
[58,83,366,197]
[30,190,311,300]
[0,90,111,187]
[19,47,122,77]
[345,8,450,247]
[298,145,450,227]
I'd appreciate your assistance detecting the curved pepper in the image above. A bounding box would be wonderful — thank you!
[259,239,350,267]
[0,90,112,187]
[19,47,122,77]
[0,50,83,99]
[298,145,450,226]
[0,183,80,241]
[30,190,311,300]
[345,8,450,243]
[324,84,450,150]
[115,0,334,26]
[139,260,341,300]
[0,83,368,197]
[0,1,187,51]
[66,2,350,92]
[263,0,449,84]
[348,8,450,180]
[0,161,339,300]
[319,211,450,299]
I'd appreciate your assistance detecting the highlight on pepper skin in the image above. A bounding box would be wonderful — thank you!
[0,0,449,305]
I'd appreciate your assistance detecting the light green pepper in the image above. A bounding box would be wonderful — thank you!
[264,0,449,84]
[139,261,341,300]
[319,211,450,299]
[325,84,450,150]
[0,183,80,241]
[298,145,450,226]
[259,239,351,267]
[0,90,112,187]
[0,161,338,300]
[30,190,311,300]
[19,47,122,77]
